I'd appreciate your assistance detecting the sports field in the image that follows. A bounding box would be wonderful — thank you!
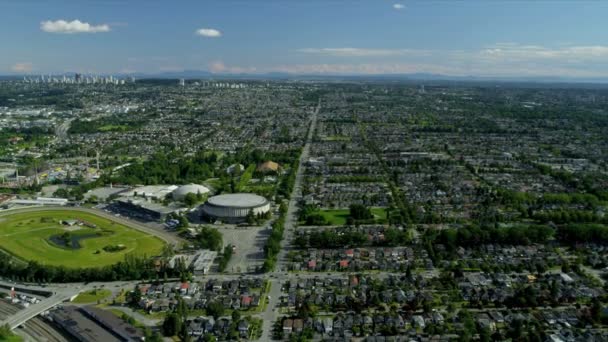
[318,208,388,225]
[0,210,165,268]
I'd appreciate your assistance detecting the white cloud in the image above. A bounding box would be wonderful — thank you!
[203,41,608,78]
[208,60,257,74]
[293,43,608,77]
[393,3,405,10]
[41,19,110,34]
[11,62,33,73]
[297,48,429,57]
[195,28,222,38]
[270,63,459,75]
[209,61,226,73]
[478,43,608,62]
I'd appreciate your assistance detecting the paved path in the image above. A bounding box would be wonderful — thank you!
[103,305,162,326]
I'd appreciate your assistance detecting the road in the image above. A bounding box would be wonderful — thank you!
[276,99,319,272]
[1,292,74,330]
[258,99,320,341]
[54,118,73,142]
[0,300,68,342]
[0,206,184,246]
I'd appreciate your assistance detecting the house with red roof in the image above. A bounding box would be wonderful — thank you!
[179,282,190,294]
[241,295,252,307]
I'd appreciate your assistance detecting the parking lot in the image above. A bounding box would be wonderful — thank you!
[215,225,270,273]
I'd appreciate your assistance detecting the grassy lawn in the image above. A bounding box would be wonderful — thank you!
[0,210,165,268]
[106,308,147,328]
[203,178,222,191]
[236,164,256,191]
[73,289,112,303]
[324,135,351,141]
[246,281,271,314]
[319,208,387,225]
[98,124,129,132]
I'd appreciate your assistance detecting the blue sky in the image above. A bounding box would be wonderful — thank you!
[2,0,608,77]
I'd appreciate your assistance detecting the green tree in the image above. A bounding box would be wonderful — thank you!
[127,285,142,306]
[232,310,241,322]
[162,313,181,337]
[184,192,198,207]
[349,204,373,220]
[206,300,225,320]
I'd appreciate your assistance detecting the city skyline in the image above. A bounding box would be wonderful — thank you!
[2,0,608,79]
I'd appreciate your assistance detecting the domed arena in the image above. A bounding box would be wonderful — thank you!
[201,193,270,222]
[172,184,210,201]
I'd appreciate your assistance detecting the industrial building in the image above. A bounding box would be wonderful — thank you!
[201,193,270,222]
[119,185,178,200]
[112,198,181,221]
[50,305,144,342]
[168,250,217,274]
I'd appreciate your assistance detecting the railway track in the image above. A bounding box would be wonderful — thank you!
[0,300,68,342]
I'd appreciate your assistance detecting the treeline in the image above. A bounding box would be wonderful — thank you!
[277,159,299,199]
[262,203,288,272]
[557,224,608,245]
[326,175,383,183]
[111,147,301,189]
[298,204,330,226]
[69,116,144,134]
[498,188,603,207]
[0,253,176,283]
[427,224,554,252]
[294,227,410,249]
[262,214,285,272]
[115,150,220,185]
[224,148,301,169]
[217,245,233,272]
[533,209,606,224]
[193,227,223,251]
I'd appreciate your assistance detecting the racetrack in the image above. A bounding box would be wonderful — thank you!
[0,208,170,268]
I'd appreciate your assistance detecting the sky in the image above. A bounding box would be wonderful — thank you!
[2,0,608,78]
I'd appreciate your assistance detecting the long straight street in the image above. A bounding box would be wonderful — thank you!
[258,99,319,341]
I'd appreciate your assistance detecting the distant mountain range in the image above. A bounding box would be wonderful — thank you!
[3,70,608,85]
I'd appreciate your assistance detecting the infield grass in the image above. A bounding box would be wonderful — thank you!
[0,210,165,268]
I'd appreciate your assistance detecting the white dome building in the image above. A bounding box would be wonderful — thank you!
[202,193,270,222]
[172,184,210,201]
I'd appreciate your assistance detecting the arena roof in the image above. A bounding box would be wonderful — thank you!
[206,193,268,209]
[172,184,210,200]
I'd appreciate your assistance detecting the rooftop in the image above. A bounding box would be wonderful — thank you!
[206,193,268,208]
